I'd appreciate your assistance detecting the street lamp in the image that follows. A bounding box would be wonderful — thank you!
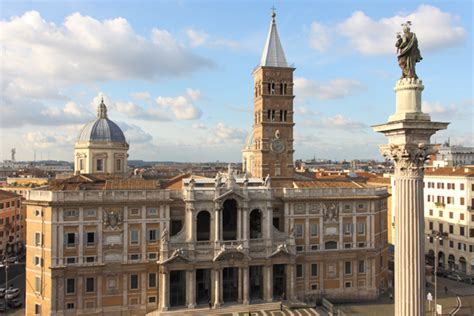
[427,230,448,316]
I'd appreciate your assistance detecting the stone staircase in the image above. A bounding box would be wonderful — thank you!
[148,302,320,316]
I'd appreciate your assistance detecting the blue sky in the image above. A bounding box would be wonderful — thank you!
[0,0,472,162]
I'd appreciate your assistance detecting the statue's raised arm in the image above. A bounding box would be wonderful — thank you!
[396,21,422,80]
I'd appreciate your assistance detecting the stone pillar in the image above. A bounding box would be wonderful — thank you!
[243,207,249,241]
[215,207,221,242]
[213,268,221,308]
[242,267,249,305]
[160,271,169,311]
[286,264,295,301]
[373,77,448,316]
[187,270,196,308]
[238,268,243,303]
[263,264,273,302]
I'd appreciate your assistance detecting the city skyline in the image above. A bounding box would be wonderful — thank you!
[1,0,472,162]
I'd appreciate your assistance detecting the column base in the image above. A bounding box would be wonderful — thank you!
[213,302,221,309]
[265,298,273,303]
[243,300,249,305]
[161,306,169,312]
[187,303,196,309]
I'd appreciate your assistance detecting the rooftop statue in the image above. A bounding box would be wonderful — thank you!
[395,21,422,79]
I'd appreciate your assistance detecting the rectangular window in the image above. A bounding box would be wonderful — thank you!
[35,232,42,246]
[35,276,42,293]
[148,273,157,288]
[311,263,318,277]
[429,209,433,216]
[357,222,366,235]
[429,221,433,230]
[130,274,139,289]
[345,281,352,288]
[310,245,319,251]
[147,252,158,260]
[34,256,43,267]
[449,225,454,234]
[439,210,443,217]
[66,278,75,294]
[295,224,303,238]
[86,232,95,245]
[449,240,454,248]
[345,261,352,275]
[344,223,352,235]
[460,213,465,221]
[358,260,365,274]
[85,256,95,263]
[460,197,465,205]
[79,159,84,170]
[64,209,78,217]
[129,253,140,261]
[148,229,158,243]
[296,264,303,278]
[344,243,352,249]
[130,229,139,245]
[449,212,453,219]
[460,183,465,190]
[147,207,158,216]
[96,159,103,171]
[148,296,157,304]
[116,159,121,171]
[358,242,366,248]
[470,228,474,238]
[66,302,75,309]
[85,277,95,293]
[66,233,76,247]
[130,208,140,216]
[35,303,41,315]
[310,223,318,237]
[85,209,96,217]
[439,223,443,233]
[460,226,465,236]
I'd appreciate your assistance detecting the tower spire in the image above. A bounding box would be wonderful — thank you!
[97,97,108,119]
[260,9,288,67]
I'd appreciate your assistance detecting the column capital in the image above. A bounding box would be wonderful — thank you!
[381,143,436,177]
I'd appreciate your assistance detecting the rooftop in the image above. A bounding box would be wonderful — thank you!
[425,166,474,177]
[0,189,21,200]
[260,11,288,68]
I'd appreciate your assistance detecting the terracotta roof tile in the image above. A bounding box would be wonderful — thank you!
[0,189,21,199]
[293,180,367,189]
[425,166,474,177]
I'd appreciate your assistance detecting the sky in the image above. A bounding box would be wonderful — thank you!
[0,0,472,162]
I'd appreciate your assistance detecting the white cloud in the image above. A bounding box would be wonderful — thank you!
[155,90,203,120]
[131,92,152,103]
[294,77,365,100]
[309,22,331,52]
[206,123,246,145]
[296,106,318,116]
[320,114,366,129]
[186,28,209,47]
[186,27,239,49]
[24,131,76,149]
[337,5,466,55]
[117,122,153,144]
[192,123,207,130]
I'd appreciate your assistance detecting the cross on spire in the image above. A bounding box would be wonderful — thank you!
[271,6,276,22]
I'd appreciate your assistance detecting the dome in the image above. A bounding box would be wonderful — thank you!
[77,99,127,143]
[244,130,255,149]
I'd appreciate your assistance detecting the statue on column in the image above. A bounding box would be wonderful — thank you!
[395,21,422,79]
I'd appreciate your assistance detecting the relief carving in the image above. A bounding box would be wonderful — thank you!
[103,209,123,231]
[323,203,338,223]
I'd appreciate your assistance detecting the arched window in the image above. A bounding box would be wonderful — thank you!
[249,209,262,239]
[222,199,238,240]
[325,241,338,250]
[448,254,455,270]
[438,251,445,268]
[196,211,211,241]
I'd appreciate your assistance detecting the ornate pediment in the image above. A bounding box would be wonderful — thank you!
[161,248,191,264]
[267,243,294,258]
[213,243,249,261]
[214,189,246,203]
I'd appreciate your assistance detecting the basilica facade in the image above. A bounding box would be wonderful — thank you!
[24,13,389,316]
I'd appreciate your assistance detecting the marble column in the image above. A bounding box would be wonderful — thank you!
[263,264,273,302]
[242,267,249,305]
[238,268,243,303]
[160,271,169,311]
[286,264,295,301]
[213,268,221,308]
[373,77,448,316]
[215,207,221,242]
[187,270,196,308]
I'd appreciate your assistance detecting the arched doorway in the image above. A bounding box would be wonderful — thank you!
[438,251,445,269]
[249,209,262,239]
[448,254,456,271]
[196,211,211,241]
[459,257,467,273]
[222,199,237,240]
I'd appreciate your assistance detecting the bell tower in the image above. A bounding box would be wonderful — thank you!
[247,11,295,187]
